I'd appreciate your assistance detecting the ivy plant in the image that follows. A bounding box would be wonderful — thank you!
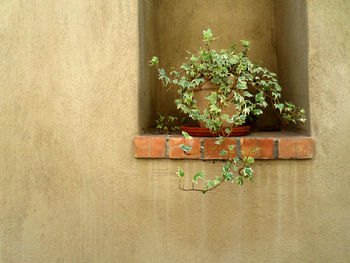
[150,29,306,193]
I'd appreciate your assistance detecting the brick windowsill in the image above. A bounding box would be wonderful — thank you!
[134,131,314,160]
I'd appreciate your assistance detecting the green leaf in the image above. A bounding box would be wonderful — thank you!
[274,83,282,91]
[240,40,250,48]
[220,150,228,156]
[255,92,264,102]
[168,116,177,122]
[193,171,205,183]
[206,92,217,105]
[203,29,213,40]
[211,76,221,85]
[243,91,253,98]
[192,78,204,86]
[228,144,236,151]
[210,104,221,113]
[177,167,184,178]
[274,103,284,113]
[225,127,232,134]
[272,92,281,99]
[206,180,215,188]
[149,56,159,66]
[236,176,244,185]
[215,137,224,145]
[244,167,253,176]
[180,144,192,152]
[237,82,247,90]
[182,131,192,139]
[190,56,199,63]
[253,109,263,115]
[221,114,229,120]
[250,147,261,152]
[158,68,170,84]
[247,156,254,163]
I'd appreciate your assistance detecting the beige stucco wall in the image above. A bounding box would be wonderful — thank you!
[0,0,350,262]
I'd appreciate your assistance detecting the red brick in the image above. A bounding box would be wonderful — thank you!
[296,138,314,159]
[169,137,201,159]
[134,137,149,158]
[278,138,296,159]
[150,137,166,158]
[240,138,274,159]
[203,138,237,159]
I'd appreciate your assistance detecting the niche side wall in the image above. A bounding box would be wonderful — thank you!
[274,0,310,135]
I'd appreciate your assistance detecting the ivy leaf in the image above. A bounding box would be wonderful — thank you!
[210,104,221,113]
[250,147,261,152]
[221,114,229,120]
[180,144,192,152]
[244,167,253,176]
[190,56,199,63]
[255,92,264,102]
[220,150,228,156]
[211,76,220,85]
[253,109,263,115]
[274,103,284,113]
[149,56,159,66]
[169,116,177,122]
[236,176,244,185]
[237,82,247,90]
[243,91,253,97]
[228,144,236,151]
[177,167,184,178]
[182,131,192,139]
[193,171,205,183]
[274,83,282,91]
[247,156,254,163]
[181,63,190,71]
[240,40,251,48]
[272,92,281,99]
[206,92,217,105]
[215,137,224,145]
[203,29,213,40]
[158,68,170,84]
[225,127,232,134]
[192,78,204,86]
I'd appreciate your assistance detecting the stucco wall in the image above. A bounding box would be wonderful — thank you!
[0,0,350,262]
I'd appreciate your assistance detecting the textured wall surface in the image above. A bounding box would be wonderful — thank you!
[0,0,350,262]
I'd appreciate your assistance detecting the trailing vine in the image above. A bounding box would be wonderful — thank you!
[150,29,306,193]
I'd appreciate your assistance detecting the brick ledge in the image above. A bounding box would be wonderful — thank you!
[134,132,314,160]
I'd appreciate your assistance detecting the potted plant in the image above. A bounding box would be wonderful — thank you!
[149,29,306,193]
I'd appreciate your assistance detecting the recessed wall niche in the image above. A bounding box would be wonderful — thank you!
[139,0,310,135]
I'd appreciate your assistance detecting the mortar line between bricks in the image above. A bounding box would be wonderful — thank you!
[165,137,169,158]
[201,139,205,159]
[236,138,241,158]
[273,139,278,159]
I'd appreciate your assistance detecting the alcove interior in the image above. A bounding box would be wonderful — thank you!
[138,0,310,135]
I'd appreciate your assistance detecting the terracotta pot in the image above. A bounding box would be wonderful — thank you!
[192,80,237,128]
